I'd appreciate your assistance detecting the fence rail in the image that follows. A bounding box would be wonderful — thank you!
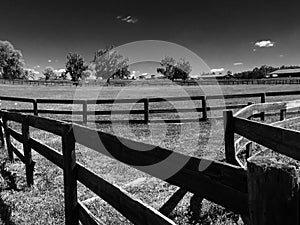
[2,90,300,224]
[222,99,300,224]
[2,90,300,124]
[2,77,300,86]
[0,110,248,225]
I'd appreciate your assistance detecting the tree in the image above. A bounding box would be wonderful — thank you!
[22,69,36,80]
[160,56,176,67]
[176,58,192,75]
[112,65,131,79]
[92,46,129,79]
[43,67,56,80]
[157,56,191,81]
[0,40,24,79]
[65,53,88,82]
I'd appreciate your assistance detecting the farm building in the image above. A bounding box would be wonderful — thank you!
[267,68,300,78]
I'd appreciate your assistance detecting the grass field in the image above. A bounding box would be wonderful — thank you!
[1,84,300,224]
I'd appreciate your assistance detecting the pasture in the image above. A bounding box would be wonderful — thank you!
[1,83,300,224]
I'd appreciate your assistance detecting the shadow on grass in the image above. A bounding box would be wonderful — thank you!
[0,196,16,225]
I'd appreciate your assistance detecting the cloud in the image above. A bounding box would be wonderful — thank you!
[34,65,40,68]
[279,54,284,58]
[117,15,138,24]
[254,40,275,48]
[48,59,52,63]
[211,68,225,73]
[54,68,66,74]
[233,62,243,66]
[25,68,40,75]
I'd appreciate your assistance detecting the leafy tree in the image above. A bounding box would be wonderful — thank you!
[176,58,192,75]
[157,56,191,81]
[160,56,176,67]
[65,53,88,82]
[43,67,56,80]
[92,46,129,79]
[112,65,131,79]
[0,40,24,79]
[234,65,278,79]
[22,69,36,80]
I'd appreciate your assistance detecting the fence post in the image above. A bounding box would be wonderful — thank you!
[245,142,253,159]
[247,156,299,225]
[260,93,266,121]
[82,100,88,125]
[2,113,14,161]
[22,115,34,186]
[62,127,78,225]
[144,98,149,124]
[223,110,238,165]
[202,96,208,121]
[280,109,286,121]
[0,118,4,148]
[33,100,38,116]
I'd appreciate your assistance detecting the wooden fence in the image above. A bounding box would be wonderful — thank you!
[0,110,248,224]
[2,77,300,86]
[2,90,300,124]
[1,97,300,223]
[223,99,300,224]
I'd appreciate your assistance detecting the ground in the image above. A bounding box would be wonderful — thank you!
[1,84,300,224]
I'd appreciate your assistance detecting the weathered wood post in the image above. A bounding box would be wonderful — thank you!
[247,156,299,225]
[22,115,34,186]
[144,98,149,124]
[223,110,238,165]
[280,109,286,121]
[159,188,187,216]
[0,118,4,148]
[260,93,266,121]
[82,100,88,125]
[33,99,38,116]
[202,96,208,121]
[62,127,79,225]
[2,113,14,161]
[245,142,253,159]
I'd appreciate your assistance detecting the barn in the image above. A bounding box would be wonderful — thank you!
[268,68,300,78]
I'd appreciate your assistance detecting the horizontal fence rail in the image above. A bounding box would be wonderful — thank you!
[222,99,300,224]
[2,90,300,124]
[0,110,248,225]
[2,77,300,86]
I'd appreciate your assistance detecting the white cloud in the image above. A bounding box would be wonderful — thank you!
[253,49,257,52]
[211,68,225,73]
[233,62,243,66]
[117,15,138,24]
[254,40,275,48]
[48,59,52,63]
[279,54,284,58]
[34,65,40,68]
[25,68,40,75]
[54,68,66,74]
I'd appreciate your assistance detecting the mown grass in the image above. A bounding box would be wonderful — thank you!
[1,84,300,224]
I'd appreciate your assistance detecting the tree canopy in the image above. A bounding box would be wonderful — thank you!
[43,67,56,80]
[157,56,191,80]
[92,46,129,79]
[233,65,300,79]
[65,53,88,82]
[0,40,24,79]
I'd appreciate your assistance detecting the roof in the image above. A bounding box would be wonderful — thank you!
[270,68,300,74]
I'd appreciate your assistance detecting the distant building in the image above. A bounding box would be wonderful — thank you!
[267,68,300,78]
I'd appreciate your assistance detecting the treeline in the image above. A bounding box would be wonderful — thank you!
[233,65,300,79]
[0,40,193,82]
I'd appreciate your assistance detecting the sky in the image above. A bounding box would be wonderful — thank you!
[1,0,300,76]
